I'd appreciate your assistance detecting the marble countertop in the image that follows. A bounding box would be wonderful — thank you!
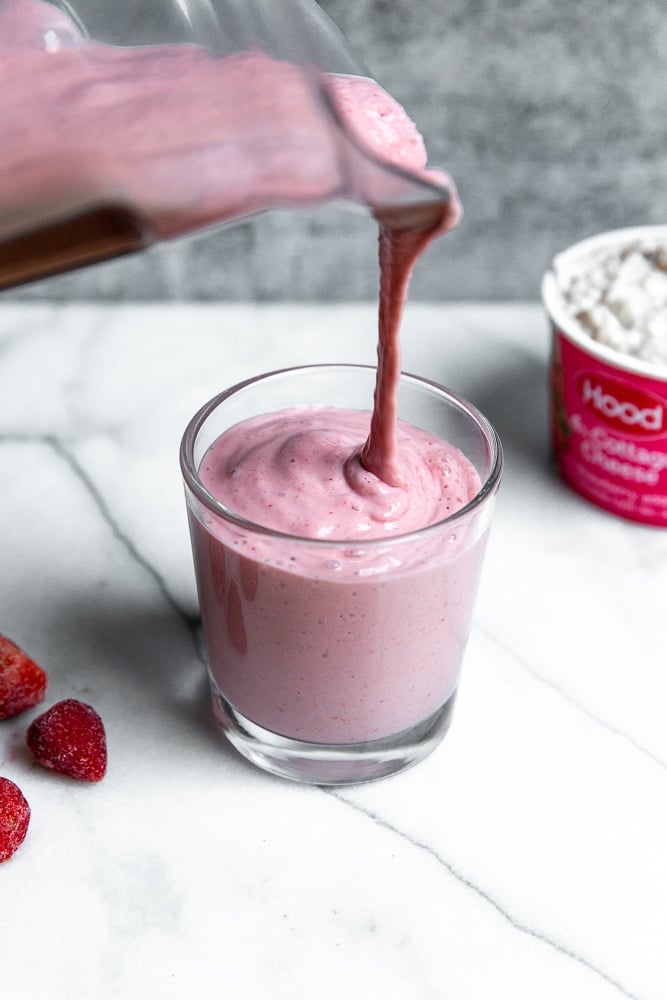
[0,301,665,1000]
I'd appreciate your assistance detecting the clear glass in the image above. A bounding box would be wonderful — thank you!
[180,365,502,784]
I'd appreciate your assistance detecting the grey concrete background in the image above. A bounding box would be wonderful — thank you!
[7,0,667,302]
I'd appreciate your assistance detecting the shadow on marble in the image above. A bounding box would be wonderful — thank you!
[59,595,274,779]
[443,348,555,473]
[26,596,212,740]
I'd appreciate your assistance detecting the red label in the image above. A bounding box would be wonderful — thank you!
[550,327,667,526]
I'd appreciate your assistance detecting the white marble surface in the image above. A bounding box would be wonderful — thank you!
[0,302,665,1000]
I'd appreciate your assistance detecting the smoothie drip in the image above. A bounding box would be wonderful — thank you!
[360,207,456,487]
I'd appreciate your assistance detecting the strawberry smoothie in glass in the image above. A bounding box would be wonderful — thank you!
[181,365,502,784]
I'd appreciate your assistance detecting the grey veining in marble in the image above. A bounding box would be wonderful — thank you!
[0,302,666,1000]
[4,0,666,302]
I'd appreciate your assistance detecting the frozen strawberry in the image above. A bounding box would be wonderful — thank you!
[26,699,107,782]
[0,776,30,862]
[0,634,48,720]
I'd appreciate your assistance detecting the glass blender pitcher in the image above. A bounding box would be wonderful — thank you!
[0,0,453,289]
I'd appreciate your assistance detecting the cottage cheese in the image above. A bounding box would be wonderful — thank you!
[553,240,667,367]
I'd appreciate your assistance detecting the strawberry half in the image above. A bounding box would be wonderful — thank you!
[26,699,107,782]
[0,776,31,863]
[0,634,48,721]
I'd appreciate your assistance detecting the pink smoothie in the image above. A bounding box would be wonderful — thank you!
[0,0,458,286]
[191,406,486,743]
[186,110,468,744]
[181,9,470,745]
[189,168,476,742]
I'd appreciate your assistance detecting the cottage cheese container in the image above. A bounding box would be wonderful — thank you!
[542,226,667,526]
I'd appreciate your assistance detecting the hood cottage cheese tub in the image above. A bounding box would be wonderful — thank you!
[542,226,667,526]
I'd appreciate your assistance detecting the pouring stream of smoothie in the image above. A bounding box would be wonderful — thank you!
[361,208,458,486]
